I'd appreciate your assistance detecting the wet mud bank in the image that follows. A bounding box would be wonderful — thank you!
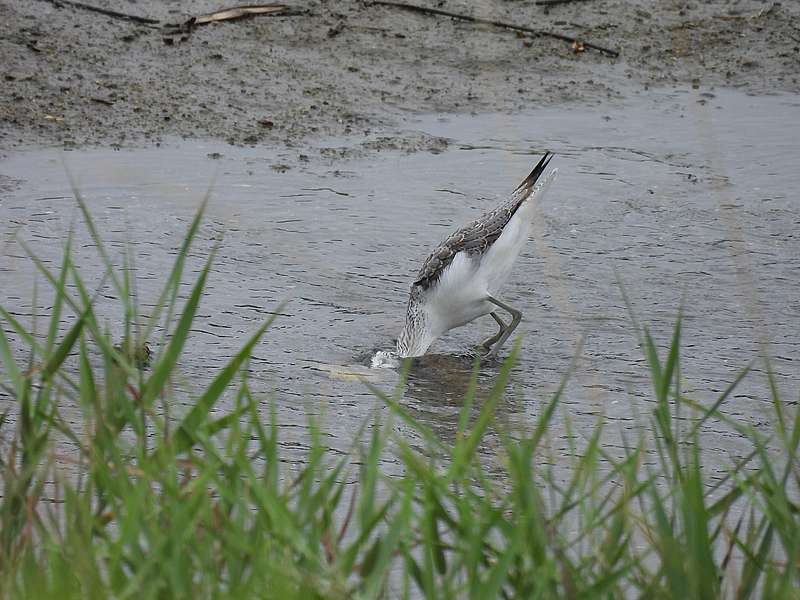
[1,0,799,152]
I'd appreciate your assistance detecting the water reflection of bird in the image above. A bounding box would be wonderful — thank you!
[401,352,513,443]
[397,152,558,358]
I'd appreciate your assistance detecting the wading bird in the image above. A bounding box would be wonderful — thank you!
[397,152,557,358]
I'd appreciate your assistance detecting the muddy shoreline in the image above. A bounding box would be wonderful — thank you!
[2,0,798,154]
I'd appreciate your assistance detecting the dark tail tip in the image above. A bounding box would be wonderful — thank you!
[514,151,554,193]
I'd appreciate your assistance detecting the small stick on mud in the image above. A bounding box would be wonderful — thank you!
[372,0,619,57]
[163,4,298,44]
[38,0,160,25]
[535,0,595,6]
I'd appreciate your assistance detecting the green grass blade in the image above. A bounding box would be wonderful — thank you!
[158,313,278,459]
[0,320,23,394]
[41,311,86,383]
[45,232,72,354]
[142,193,210,342]
[138,252,214,410]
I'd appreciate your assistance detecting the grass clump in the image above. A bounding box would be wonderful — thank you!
[0,195,798,599]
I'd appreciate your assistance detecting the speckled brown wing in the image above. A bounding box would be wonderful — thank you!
[413,152,553,290]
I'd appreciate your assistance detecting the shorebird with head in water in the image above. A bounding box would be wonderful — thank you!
[397,152,557,358]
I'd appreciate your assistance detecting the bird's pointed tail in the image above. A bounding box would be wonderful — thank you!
[513,151,554,195]
[512,152,558,208]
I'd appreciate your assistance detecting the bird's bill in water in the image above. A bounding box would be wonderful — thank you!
[396,321,436,358]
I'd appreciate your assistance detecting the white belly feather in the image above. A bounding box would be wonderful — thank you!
[427,251,489,332]
[425,204,533,335]
[481,208,533,295]
[422,167,557,340]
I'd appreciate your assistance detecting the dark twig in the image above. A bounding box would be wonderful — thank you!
[39,0,160,25]
[372,0,619,57]
[536,0,595,6]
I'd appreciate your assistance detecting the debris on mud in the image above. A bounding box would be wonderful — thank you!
[1,0,798,151]
[39,0,159,25]
[162,3,298,43]
[373,0,620,56]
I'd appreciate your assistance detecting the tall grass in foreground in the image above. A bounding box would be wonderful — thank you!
[0,196,798,600]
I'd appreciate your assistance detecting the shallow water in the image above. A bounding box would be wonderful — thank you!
[1,88,799,478]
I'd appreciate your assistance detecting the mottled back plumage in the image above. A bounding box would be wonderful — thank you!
[413,152,553,290]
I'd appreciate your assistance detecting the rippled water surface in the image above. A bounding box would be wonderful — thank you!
[1,88,799,475]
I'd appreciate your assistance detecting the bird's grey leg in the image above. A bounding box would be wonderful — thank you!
[479,312,507,351]
[483,296,522,358]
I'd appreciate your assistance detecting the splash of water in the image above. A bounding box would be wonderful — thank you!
[371,349,400,369]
